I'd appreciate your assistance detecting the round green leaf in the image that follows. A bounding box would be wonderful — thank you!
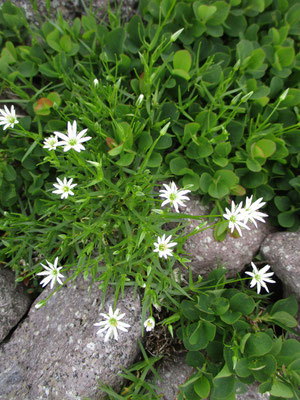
[220,309,241,324]
[270,381,294,398]
[182,173,200,191]
[276,47,295,68]
[212,375,235,399]
[3,164,17,182]
[246,157,262,172]
[269,311,297,328]
[278,211,295,228]
[181,300,199,320]
[172,68,190,81]
[194,376,210,399]
[236,358,251,378]
[116,153,135,167]
[256,139,276,158]
[244,333,273,357]
[230,293,255,315]
[271,295,298,317]
[18,61,38,77]
[173,50,192,72]
[170,156,189,175]
[208,180,229,199]
[186,351,205,368]
[199,172,212,193]
[274,197,290,213]
[241,171,266,188]
[146,151,162,168]
[186,138,213,159]
[211,296,229,315]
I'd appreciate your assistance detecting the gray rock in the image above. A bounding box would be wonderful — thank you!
[182,197,274,278]
[0,268,31,343]
[260,231,300,301]
[0,0,138,25]
[155,354,194,400]
[236,383,269,400]
[91,0,138,21]
[0,0,82,25]
[0,274,141,399]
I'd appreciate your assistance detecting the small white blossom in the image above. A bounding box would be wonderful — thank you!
[153,234,177,259]
[159,181,191,213]
[94,306,130,342]
[93,78,99,87]
[144,317,155,332]
[223,200,250,237]
[43,135,59,150]
[54,120,91,152]
[136,94,144,106]
[37,257,64,289]
[0,105,19,130]
[245,262,275,294]
[242,196,268,228]
[52,177,77,199]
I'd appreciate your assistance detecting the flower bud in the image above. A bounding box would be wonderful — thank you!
[279,88,289,101]
[35,300,46,309]
[170,28,184,42]
[160,121,171,135]
[136,94,144,107]
[241,91,253,102]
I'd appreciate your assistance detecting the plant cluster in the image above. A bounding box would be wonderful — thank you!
[0,0,299,233]
[99,270,300,400]
[176,269,299,400]
[137,0,300,232]
[0,1,299,399]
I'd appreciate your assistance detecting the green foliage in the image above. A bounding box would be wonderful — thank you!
[1,0,300,232]
[175,270,300,400]
[0,3,299,399]
[137,0,300,230]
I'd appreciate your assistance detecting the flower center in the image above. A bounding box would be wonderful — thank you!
[169,193,177,201]
[255,274,260,282]
[8,116,15,123]
[63,186,70,193]
[109,318,118,327]
[159,244,167,252]
[230,215,237,223]
[52,269,58,276]
[69,138,77,146]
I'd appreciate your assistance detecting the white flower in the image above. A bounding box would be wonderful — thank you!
[223,200,250,237]
[0,105,19,130]
[159,181,191,213]
[43,135,59,150]
[153,234,177,259]
[144,317,155,332]
[136,94,144,106]
[54,120,91,152]
[52,177,77,199]
[94,306,130,342]
[245,262,275,294]
[37,257,64,289]
[242,196,268,228]
[93,78,99,87]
